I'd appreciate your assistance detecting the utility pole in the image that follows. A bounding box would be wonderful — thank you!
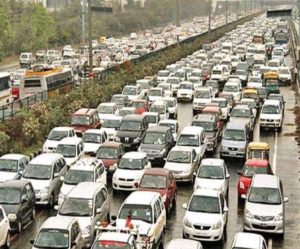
[298,0,300,37]
[81,0,86,43]
[208,0,211,34]
[236,0,239,20]
[176,0,180,45]
[225,0,228,24]
[88,0,93,77]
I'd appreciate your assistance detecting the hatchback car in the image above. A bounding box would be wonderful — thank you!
[82,129,107,156]
[166,239,203,249]
[177,82,195,102]
[56,137,84,166]
[97,102,119,123]
[230,232,267,249]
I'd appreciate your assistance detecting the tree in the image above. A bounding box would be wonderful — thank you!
[0,1,11,57]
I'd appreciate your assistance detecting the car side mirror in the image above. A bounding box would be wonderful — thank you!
[226,173,230,179]
[237,171,242,176]
[53,173,59,178]
[54,205,59,211]
[19,170,24,175]
[30,239,34,245]
[22,197,28,203]
[241,194,247,200]
[182,203,188,209]
[71,242,77,247]
[223,206,229,213]
[60,176,65,181]
[96,208,102,214]
[284,197,289,203]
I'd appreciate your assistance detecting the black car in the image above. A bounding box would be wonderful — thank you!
[139,126,175,166]
[116,115,148,150]
[0,180,36,233]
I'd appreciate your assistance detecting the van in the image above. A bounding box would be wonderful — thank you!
[177,126,207,160]
[22,153,68,207]
[56,137,84,166]
[58,182,110,248]
[19,52,33,68]
[259,99,283,131]
[31,216,84,249]
[115,191,166,249]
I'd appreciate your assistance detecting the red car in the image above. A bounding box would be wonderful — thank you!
[130,99,149,115]
[96,142,124,175]
[137,168,177,215]
[237,159,273,198]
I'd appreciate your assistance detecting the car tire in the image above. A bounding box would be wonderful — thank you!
[49,193,55,208]
[3,232,10,249]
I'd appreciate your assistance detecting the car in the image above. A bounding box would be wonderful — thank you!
[193,87,212,114]
[237,159,273,199]
[0,205,10,248]
[239,98,258,118]
[278,66,291,85]
[222,81,242,103]
[57,182,110,248]
[234,69,248,86]
[0,154,29,182]
[230,232,268,249]
[138,168,177,215]
[112,152,151,191]
[166,77,181,96]
[30,216,84,249]
[119,107,137,117]
[22,153,68,207]
[220,122,249,159]
[268,93,285,111]
[130,99,149,114]
[122,85,142,101]
[82,129,107,155]
[164,146,199,182]
[96,142,124,175]
[165,239,203,249]
[247,75,263,88]
[110,94,130,109]
[139,126,175,165]
[56,137,84,166]
[58,158,107,207]
[243,174,289,236]
[211,98,229,120]
[0,180,35,233]
[206,80,219,96]
[230,105,255,133]
[142,112,160,128]
[182,188,228,242]
[164,96,178,119]
[194,158,230,198]
[148,87,164,103]
[100,116,123,141]
[149,100,169,120]
[158,119,179,140]
[115,191,166,249]
[71,108,101,137]
[177,82,195,102]
[115,115,148,150]
[97,102,119,123]
[259,99,283,131]
[43,127,77,153]
[157,70,171,83]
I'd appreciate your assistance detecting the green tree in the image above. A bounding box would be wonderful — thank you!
[0,1,11,57]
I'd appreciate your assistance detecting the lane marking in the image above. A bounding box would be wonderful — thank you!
[36,209,45,218]
[268,238,273,249]
[273,132,278,174]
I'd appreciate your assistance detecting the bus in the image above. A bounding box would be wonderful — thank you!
[20,66,75,99]
[0,72,11,101]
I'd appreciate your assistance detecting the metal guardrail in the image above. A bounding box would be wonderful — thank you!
[289,18,300,93]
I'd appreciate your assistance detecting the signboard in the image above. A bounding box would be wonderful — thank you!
[267,9,292,18]
[91,6,113,13]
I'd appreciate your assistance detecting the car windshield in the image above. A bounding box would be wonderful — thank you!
[65,170,94,185]
[71,115,91,126]
[195,91,210,98]
[98,105,114,114]
[159,123,175,132]
[131,102,145,109]
[35,229,69,249]
[59,198,93,216]
[56,144,76,158]
[166,78,179,84]
[103,119,121,129]
[223,129,245,141]
[262,105,279,114]
[23,164,52,180]
[212,100,226,107]
[248,187,281,205]
[192,121,214,132]
[231,108,251,118]
[243,93,258,99]
[122,87,136,95]
[179,84,192,90]
[0,188,21,204]
[278,68,289,74]
[97,145,118,158]
[197,165,224,179]
[111,96,126,105]
[167,150,191,163]
[166,100,175,107]
[188,195,220,213]
[119,109,135,117]
[93,241,131,249]
[83,133,102,144]
[119,158,143,170]
[223,85,238,92]
[0,159,18,172]
[149,89,162,96]
[143,132,166,145]
[236,70,246,76]
[177,134,199,147]
[268,62,278,67]
[119,121,141,131]
[119,204,152,223]
[150,105,165,114]
[140,175,167,189]
[206,82,218,89]
[157,71,169,77]
[48,130,69,141]
[242,165,269,177]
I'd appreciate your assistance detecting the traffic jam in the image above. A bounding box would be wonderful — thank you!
[0,12,298,249]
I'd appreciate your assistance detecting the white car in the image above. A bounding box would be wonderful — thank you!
[0,206,10,248]
[56,137,84,166]
[148,87,164,103]
[251,64,262,77]
[230,232,267,249]
[222,81,242,103]
[177,82,195,102]
[43,127,77,153]
[164,97,178,119]
[122,85,142,101]
[164,146,199,182]
[158,119,179,140]
[101,115,123,141]
[97,102,119,123]
[259,99,283,131]
[166,239,203,249]
[267,59,281,72]
[278,66,292,85]
[149,101,169,121]
[157,70,170,83]
[82,129,107,155]
[158,83,172,97]
[247,76,263,88]
[211,98,229,120]
[193,87,212,114]
[194,158,230,198]
[0,154,29,182]
[58,158,106,207]
[182,189,228,242]
[112,152,151,191]
[142,112,160,127]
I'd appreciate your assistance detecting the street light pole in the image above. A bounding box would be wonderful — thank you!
[176,0,179,44]
[88,0,93,77]
[81,0,86,43]
[208,0,211,34]
[225,0,228,24]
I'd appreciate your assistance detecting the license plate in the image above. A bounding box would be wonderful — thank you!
[229,151,236,156]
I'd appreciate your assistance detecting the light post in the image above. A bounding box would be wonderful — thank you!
[88,0,93,76]
[176,0,180,45]
[81,0,87,43]
[208,0,211,34]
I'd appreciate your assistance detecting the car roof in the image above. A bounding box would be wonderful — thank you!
[122,152,147,159]
[67,182,104,199]
[30,153,63,165]
[146,125,170,133]
[99,102,117,107]
[263,99,280,106]
[252,174,279,188]
[0,180,30,189]
[226,121,246,130]
[166,239,201,249]
[99,141,122,148]
[143,112,159,116]
[41,216,75,230]
[51,127,74,132]
[74,108,97,116]
[97,232,131,243]
[159,119,178,125]
[180,126,204,134]
[194,188,219,197]
[58,137,82,145]
[1,154,27,160]
[171,146,195,153]
[144,168,170,176]
[84,129,106,134]
[245,159,269,167]
[201,158,224,166]
[233,232,263,248]
[124,191,160,205]
[194,114,216,122]
[122,115,144,121]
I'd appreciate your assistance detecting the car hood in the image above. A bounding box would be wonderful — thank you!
[230,117,250,125]
[194,178,224,191]
[23,178,51,191]
[0,172,19,182]
[58,215,92,230]
[1,204,20,216]
[137,188,166,197]
[185,211,222,226]
[176,145,200,155]
[43,140,60,149]
[98,113,115,121]
[279,73,291,78]
[114,168,145,179]
[193,98,211,104]
[102,159,118,168]
[60,183,75,196]
[206,131,217,138]
[246,202,283,216]
[260,113,281,119]
[83,143,101,154]
[164,162,191,171]
[116,219,152,236]
[178,89,193,94]
[117,130,142,139]
[101,128,117,137]
[222,139,246,148]
[65,157,77,166]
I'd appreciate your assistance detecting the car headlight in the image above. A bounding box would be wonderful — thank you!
[110,163,117,171]
[115,137,121,142]
[238,147,245,152]
[133,137,141,143]
[183,217,192,228]
[221,146,227,151]
[8,214,17,221]
[239,181,245,189]
[40,187,49,195]
[82,225,91,238]
[274,213,283,221]
[162,194,167,202]
[211,221,222,229]
[158,148,166,157]
[245,209,254,219]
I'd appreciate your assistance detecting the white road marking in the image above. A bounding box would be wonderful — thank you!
[268,237,273,249]
[273,132,278,174]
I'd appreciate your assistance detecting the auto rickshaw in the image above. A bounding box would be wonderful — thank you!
[242,88,260,108]
[263,72,280,95]
[247,142,270,160]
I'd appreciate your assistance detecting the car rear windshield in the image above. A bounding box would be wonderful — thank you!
[119,204,153,223]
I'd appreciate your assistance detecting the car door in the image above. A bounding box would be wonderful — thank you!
[199,131,207,159]
[153,200,163,244]
[220,193,228,226]
[21,186,31,223]
[0,207,9,246]
[71,222,82,249]
[25,183,36,215]
[96,163,107,186]
[168,173,176,204]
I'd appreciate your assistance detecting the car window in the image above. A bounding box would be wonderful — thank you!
[26,184,34,198]
[95,192,104,210]
[155,200,162,218]
[220,194,224,210]
[53,163,60,174]
[97,164,105,176]
[101,188,108,200]
[0,209,3,221]
[56,160,64,172]
[71,223,78,242]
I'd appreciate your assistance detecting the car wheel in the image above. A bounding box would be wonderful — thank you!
[49,193,55,208]
[3,232,10,249]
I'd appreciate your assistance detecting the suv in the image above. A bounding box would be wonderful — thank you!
[0,180,35,233]
[19,52,34,68]
[139,126,175,165]
[193,87,212,114]
[31,216,83,249]
[0,154,29,182]
[71,108,101,137]
[116,115,148,150]
[259,99,283,131]
[243,174,288,236]
[58,182,110,248]
[220,122,249,159]
[115,191,166,249]
[182,189,228,242]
